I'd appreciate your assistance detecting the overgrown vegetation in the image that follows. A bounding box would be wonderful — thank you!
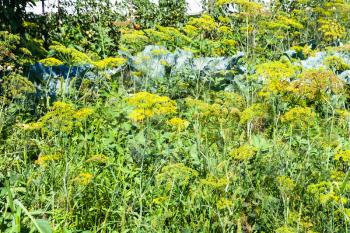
[2,0,350,232]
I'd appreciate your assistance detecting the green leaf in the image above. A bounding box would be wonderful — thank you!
[35,219,53,233]
[14,200,53,233]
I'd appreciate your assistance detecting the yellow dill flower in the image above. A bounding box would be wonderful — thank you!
[155,25,191,44]
[266,16,303,31]
[183,24,199,37]
[334,150,350,163]
[240,104,268,124]
[92,57,127,69]
[160,60,169,66]
[22,21,39,29]
[256,61,299,97]
[290,70,344,101]
[333,43,350,54]
[319,191,347,205]
[324,56,350,71]
[185,98,224,118]
[277,176,296,193]
[211,91,246,109]
[52,101,75,111]
[307,181,332,195]
[218,26,232,34]
[218,16,231,24]
[255,60,298,80]
[275,226,297,233]
[120,30,149,53]
[152,196,168,205]
[279,15,303,29]
[131,71,143,77]
[144,28,171,43]
[74,173,93,185]
[331,170,346,181]
[187,14,217,32]
[217,198,233,210]
[39,57,64,66]
[156,163,198,190]
[167,117,189,131]
[200,176,229,189]
[127,92,177,122]
[230,144,257,161]
[38,102,75,133]
[74,107,94,120]
[151,49,168,56]
[281,107,316,128]
[307,181,347,205]
[291,45,315,58]
[20,105,90,135]
[20,47,32,56]
[20,122,44,131]
[85,154,108,164]
[221,38,236,47]
[35,154,62,167]
[336,109,350,119]
[1,74,36,100]
[49,44,91,65]
[128,108,150,122]
[344,208,350,219]
[318,19,345,42]
[37,102,92,133]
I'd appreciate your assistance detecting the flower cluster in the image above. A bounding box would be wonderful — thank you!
[187,14,217,32]
[200,176,229,189]
[240,104,269,125]
[167,117,189,131]
[255,60,298,80]
[49,44,91,65]
[277,176,296,193]
[307,181,347,205]
[92,57,127,70]
[290,70,344,102]
[324,55,350,72]
[216,198,234,210]
[0,73,35,101]
[229,144,257,161]
[281,107,316,128]
[156,163,198,190]
[185,98,228,119]
[22,102,94,134]
[127,92,177,122]
[35,153,63,167]
[74,172,94,186]
[318,19,346,43]
[39,57,64,66]
[334,150,350,164]
[120,30,149,54]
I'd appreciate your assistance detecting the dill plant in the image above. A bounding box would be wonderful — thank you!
[4,0,350,232]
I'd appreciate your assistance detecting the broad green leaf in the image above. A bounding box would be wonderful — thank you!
[35,219,53,233]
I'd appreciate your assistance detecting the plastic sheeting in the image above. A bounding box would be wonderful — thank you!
[122,45,245,78]
[22,45,350,98]
[26,45,245,96]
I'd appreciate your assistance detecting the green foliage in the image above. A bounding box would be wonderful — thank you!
[158,0,187,26]
[4,0,350,232]
[131,0,187,28]
[0,0,35,32]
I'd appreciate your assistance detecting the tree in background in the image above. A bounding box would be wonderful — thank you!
[130,0,187,28]
[130,0,159,29]
[158,0,187,26]
[0,0,35,32]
